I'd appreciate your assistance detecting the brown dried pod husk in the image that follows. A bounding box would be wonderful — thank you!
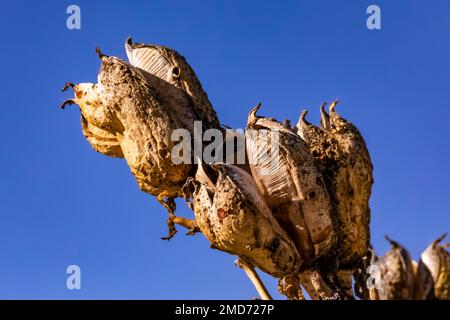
[125,37,220,131]
[372,237,415,300]
[81,115,124,158]
[415,233,450,300]
[184,162,301,278]
[246,103,336,263]
[296,101,373,267]
[63,55,195,202]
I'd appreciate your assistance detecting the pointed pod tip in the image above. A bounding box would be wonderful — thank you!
[299,109,311,126]
[329,99,340,113]
[60,99,75,110]
[301,109,308,119]
[126,36,133,45]
[320,102,331,131]
[320,102,328,114]
[384,235,400,247]
[61,81,75,92]
[247,102,262,127]
[433,232,448,246]
[95,47,107,59]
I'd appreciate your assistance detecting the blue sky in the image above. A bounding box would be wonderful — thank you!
[0,0,449,299]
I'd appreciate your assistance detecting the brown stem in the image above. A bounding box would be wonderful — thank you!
[172,216,200,235]
[235,259,272,300]
[309,269,341,300]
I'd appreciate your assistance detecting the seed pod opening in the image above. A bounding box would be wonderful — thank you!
[416,233,450,300]
[246,104,336,262]
[125,37,220,131]
[187,162,301,277]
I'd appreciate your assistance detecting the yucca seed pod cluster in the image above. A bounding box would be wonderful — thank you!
[62,38,447,300]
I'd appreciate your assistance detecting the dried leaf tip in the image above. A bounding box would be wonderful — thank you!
[247,102,262,127]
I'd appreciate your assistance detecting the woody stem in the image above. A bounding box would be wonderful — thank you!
[236,259,273,300]
[172,216,198,231]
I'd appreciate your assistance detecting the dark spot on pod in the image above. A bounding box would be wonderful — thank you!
[217,208,229,224]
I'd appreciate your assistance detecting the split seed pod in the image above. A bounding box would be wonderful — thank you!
[415,233,450,300]
[371,237,415,300]
[62,53,194,203]
[184,162,301,277]
[80,115,124,158]
[246,103,336,262]
[296,101,373,266]
[125,37,220,131]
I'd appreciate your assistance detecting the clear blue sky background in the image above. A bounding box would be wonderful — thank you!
[0,0,449,299]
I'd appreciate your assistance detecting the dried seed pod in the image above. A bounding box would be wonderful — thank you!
[412,258,434,300]
[296,101,373,266]
[372,237,415,300]
[246,103,336,262]
[184,162,301,277]
[125,37,220,131]
[62,53,194,204]
[416,233,450,300]
[81,115,124,158]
